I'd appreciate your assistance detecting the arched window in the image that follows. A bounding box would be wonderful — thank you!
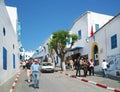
[3,27,6,36]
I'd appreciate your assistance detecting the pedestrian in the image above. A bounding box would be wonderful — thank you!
[65,60,69,69]
[69,57,74,71]
[89,59,94,76]
[79,57,84,76]
[73,59,77,70]
[75,58,81,77]
[30,58,41,88]
[83,58,89,77]
[25,59,32,83]
[22,60,26,69]
[101,59,108,77]
[79,57,84,70]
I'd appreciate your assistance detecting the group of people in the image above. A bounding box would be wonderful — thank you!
[67,57,109,78]
[21,58,41,89]
[74,57,94,77]
[21,57,109,89]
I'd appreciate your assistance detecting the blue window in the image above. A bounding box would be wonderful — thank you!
[13,54,16,69]
[78,30,81,40]
[3,47,7,70]
[111,34,117,49]
[95,24,99,31]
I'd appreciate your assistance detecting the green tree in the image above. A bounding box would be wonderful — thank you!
[47,42,55,67]
[49,30,78,71]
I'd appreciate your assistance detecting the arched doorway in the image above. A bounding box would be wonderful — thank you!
[94,45,99,65]
[91,42,99,66]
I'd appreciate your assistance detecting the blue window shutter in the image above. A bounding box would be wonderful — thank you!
[95,24,99,31]
[111,34,117,49]
[78,30,81,40]
[13,54,16,69]
[3,47,7,70]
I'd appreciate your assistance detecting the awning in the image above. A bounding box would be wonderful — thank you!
[69,46,83,51]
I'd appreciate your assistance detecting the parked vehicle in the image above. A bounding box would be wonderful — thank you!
[41,62,54,73]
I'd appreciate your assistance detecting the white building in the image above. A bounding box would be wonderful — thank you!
[24,51,34,60]
[0,0,20,85]
[34,11,120,76]
[32,35,61,66]
[32,43,49,63]
[88,13,120,76]
[68,11,120,77]
[68,11,113,60]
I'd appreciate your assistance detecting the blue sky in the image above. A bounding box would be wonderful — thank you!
[5,0,120,51]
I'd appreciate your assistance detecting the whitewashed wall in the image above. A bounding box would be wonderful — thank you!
[0,2,20,85]
[87,12,113,37]
[104,14,120,76]
[89,14,120,76]
[69,12,89,56]
[6,6,18,34]
[69,11,113,58]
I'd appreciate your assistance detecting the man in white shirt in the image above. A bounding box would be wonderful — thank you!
[101,59,108,77]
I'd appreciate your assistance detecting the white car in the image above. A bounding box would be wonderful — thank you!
[41,62,54,73]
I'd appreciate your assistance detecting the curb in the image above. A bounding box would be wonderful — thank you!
[65,73,120,92]
[9,70,21,92]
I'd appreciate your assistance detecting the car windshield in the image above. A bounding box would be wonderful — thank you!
[42,63,52,66]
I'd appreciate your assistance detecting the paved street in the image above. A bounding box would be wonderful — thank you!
[0,73,17,92]
[64,70,120,90]
[13,70,112,92]
[0,69,120,92]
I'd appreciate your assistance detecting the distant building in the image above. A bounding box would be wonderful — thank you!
[0,0,20,84]
[32,36,61,66]
[32,37,52,62]
[24,51,34,60]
